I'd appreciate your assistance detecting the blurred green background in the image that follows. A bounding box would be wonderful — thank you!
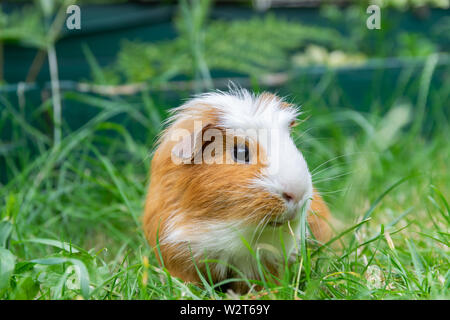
[0,0,449,300]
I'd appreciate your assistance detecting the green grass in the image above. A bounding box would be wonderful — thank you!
[0,62,449,300]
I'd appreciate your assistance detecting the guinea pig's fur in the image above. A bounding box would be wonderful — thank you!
[143,88,332,293]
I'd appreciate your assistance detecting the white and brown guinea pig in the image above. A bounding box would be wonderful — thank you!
[143,87,332,292]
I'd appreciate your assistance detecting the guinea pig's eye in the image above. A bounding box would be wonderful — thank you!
[232,144,250,164]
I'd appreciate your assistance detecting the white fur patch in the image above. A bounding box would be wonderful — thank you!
[162,214,302,280]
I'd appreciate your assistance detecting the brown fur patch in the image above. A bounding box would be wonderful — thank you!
[308,190,332,243]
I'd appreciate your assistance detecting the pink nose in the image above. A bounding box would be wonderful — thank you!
[282,187,307,203]
[282,192,296,203]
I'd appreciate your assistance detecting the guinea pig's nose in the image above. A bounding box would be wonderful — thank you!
[282,192,296,203]
[282,188,306,204]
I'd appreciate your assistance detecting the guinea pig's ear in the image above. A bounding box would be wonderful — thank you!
[171,123,212,162]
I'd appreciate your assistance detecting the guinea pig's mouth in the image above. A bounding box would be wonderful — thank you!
[267,206,302,227]
[263,192,310,228]
[267,214,295,227]
[268,220,286,227]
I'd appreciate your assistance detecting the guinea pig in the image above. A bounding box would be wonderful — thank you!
[143,88,332,293]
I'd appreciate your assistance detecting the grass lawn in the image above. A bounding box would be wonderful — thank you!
[0,58,449,300]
